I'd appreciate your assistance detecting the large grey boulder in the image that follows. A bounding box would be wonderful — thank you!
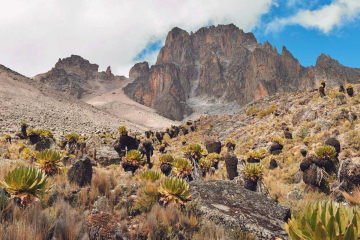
[67,155,93,187]
[33,137,55,151]
[96,145,122,166]
[190,180,290,240]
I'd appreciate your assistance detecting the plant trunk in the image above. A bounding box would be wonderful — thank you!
[244,177,258,191]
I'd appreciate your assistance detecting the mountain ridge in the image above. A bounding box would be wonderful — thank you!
[124,24,360,120]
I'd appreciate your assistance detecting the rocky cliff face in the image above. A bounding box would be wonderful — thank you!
[129,61,150,79]
[124,24,360,120]
[34,55,125,98]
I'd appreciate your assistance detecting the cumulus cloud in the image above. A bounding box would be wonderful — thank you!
[266,0,360,33]
[0,0,272,77]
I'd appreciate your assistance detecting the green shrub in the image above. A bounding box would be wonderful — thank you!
[199,158,212,171]
[141,170,163,182]
[206,153,220,162]
[246,107,259,116]
[118,126,127,135]
[183,143,206,160]
[159,177,191,206]
[285,200,360,240]
[172,158,193,178]
[246,149,266,160]
[158,154,174,164]
[244,163,263,180]
[123,150,144,165]
[36,149,62,175]
[0,166,48,204]
[258,105,277,118]
[315,145,337,159]
[64,132,80,143]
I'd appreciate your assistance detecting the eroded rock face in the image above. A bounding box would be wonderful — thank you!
[190,180,291,240]
[125,24,360,120]
[129,61,150,79]
[124,63,193,120]
[34,55,125,98]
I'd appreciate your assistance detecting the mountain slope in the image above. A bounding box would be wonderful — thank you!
[124,24,360,120]
[0,64,148,137]
[33,55,126,99]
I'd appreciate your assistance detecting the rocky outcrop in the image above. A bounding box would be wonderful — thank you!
[86,212,123,240]
[190,180,291,239]
[34,55,125,98]
[125,24,360,120]
[339,160,360,191]
[129,61,150,79]
[67,155,93,186]
[124,63,193,120]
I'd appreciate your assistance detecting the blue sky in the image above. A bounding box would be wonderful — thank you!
[0,0,359,76]
[136,0,360,69]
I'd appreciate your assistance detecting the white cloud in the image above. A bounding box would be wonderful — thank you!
[0,0,273,77]
[266,0,360,33]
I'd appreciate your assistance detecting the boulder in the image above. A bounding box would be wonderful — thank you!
[339,160,360,191]
[33,138,55,151]
[86,212,123,240]
[269,143,283,155]
[96,145,122,166]
[204,139,222,154]
[67,155,93,187]
[190,180,290,239]
[269,158,279,170]
[284,130,292,139]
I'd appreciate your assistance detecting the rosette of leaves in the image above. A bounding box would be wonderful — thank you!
[20,148,38,161]
[199,158,212,172]
[1,134,11,144]
[303,137,311,146]
[64,132,80,144]
[141,170,163,182]
[346,83,354,97]
[225,139,236,151]
[183,143,206,160]
[321,79,326,88]
[244,163,263,181]
[36,149,62,176]
[39,129,55,141]
[159,154,174,165]
[270,136,284,145]
[207,152,220,169]
[172,158,193,178]
[246,149,266,162]
[285,200,360,240]
[315,145,337,160]
[118,126,127,135]
[207,153,220,164]
[243,163,263,191]
[27,128,39,137]
[121,150,145,172]
[0,166,48,205]
[158,177,191,206]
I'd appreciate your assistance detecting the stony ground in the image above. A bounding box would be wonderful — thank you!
[0,65,177,138]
